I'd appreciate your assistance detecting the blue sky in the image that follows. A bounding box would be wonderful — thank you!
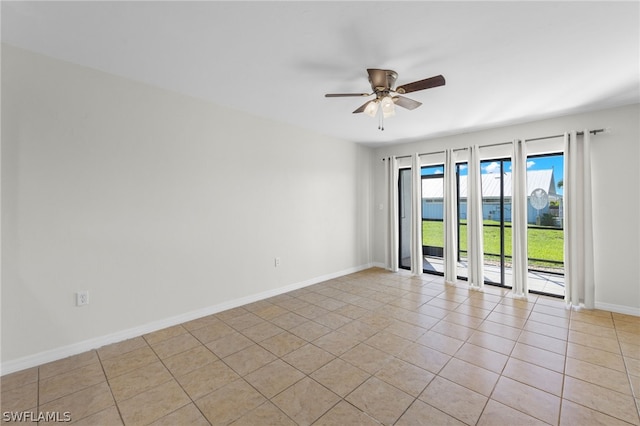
[421,154,564,194]
[522,155,564,194]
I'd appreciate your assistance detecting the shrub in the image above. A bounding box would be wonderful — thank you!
[540,213,556,226]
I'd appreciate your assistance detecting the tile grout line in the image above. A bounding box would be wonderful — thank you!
[479,290,528,425]
[95,349,128,426]
[144,331,211,426]
[612,314,640,423]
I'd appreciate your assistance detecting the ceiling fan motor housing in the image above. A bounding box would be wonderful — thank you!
[368,69,398,93]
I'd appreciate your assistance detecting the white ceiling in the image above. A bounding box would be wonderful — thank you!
[2,1,639,146]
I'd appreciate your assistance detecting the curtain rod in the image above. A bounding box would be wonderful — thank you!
[381,128,606,161]
[526,128,606,142]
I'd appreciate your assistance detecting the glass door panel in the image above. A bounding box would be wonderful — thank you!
[526,153,565,297]
[421,166,444,274]
[399,168,411,269]
[456,164,468,280]
[475,159,512,286]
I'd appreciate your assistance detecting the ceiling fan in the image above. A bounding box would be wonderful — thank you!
[325,68,445,130]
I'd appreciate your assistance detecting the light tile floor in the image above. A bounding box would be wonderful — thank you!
[2,268,639,425]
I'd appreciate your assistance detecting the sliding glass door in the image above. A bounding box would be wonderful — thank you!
[398,153,565,297]
[399,165,445,273]
[458,154,565,296]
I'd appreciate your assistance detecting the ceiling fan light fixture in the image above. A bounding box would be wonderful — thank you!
[364,100,379,117]
[381,95,395,118]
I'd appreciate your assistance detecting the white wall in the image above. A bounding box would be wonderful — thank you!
[1,45,372,368]
[372,104,640,314]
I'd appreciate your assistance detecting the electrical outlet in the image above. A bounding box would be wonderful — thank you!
[76,291,89,307]
[274,257,281,267]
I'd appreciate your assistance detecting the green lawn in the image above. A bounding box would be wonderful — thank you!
[422,220,563,267]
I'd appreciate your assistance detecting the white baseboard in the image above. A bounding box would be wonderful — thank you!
[595,301,640,317]
[1,263,373,376]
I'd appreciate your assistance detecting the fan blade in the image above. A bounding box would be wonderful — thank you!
[395,75,445,94]
[367,68,390,90]
[325,93,370,97]
[393,95,422,110]
[353,100,374,114]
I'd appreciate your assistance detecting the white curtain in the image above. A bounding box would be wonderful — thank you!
[385,156,399,272]
[467,145,485,290]
[410,154,423,275]
[444,149,458,284]
[564,131,595,308]
[511,139,529,298]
